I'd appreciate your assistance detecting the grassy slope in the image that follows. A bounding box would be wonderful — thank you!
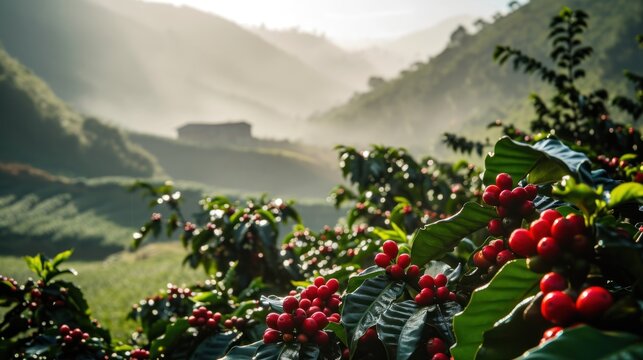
[129,132,343,199]
[0,45,158,177]
[0,163,343,259]
[311,0,643,152]
[0,243,205,341]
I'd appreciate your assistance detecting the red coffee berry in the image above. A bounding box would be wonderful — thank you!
[326,278,339,293]
[397,253,411,268]
[282,296,299,313]
[524,184,538,200]
[207,318,217,328]
[571,234,591,255]
[375,253,391,268]
[540,209,563,224]
[537,237,561,260]
[551,218,575,245]
[302,318,319,336]
[432,354,449,360]
[59,325,70,335]
[314,276,325,287]
[434,274,447,287]
[576,287,613,319]
[306,285,318,299]
[277,313,294,332]
[512,187,528,203]
[318,285,331,299]
[496,206,508,218]
[509,229,537,257]
[359,327,377,344]
[382,240,399,258]
[496,250,515,266]
[311,311,329,329]
[540,272,567,294]
[388,264,405,280]
[541,326,563,342]
[496,173,513,190]
[406,265,420,278]
[299,298,311,310]
[426,337,447,355]
[436,287,450,301]
[565,213,586,234]
[418,275,435,288]
[530,219,551,241]
[520,201,535,217]
[487,219,504,236]
[224,319,234,328]
[490,239,504,251]
[483,189,500,206]
[282,333,294,343]
[294,308,307,326]
[482,245,499,262]
[314,330,329,346]
[498,190,514,207]
[266,313,279,330]
[473,251,492,269]
[297,333,309,344]
[541,291,576,324]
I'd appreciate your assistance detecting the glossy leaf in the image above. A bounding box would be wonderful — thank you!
[482,137,590,186]
[520,325,643,359]
[451,260,541,360]
[221,341,262,360]
[342,275,405,354]
[346,266,385,293]
[411,202,497,266]
[376,300,421,358]
[190,332,241,360]
[150,318,190,359]
[608,182,643,207]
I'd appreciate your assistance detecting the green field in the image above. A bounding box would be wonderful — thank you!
[0,243,207,341]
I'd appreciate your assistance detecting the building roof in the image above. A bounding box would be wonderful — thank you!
[177,121,251,131]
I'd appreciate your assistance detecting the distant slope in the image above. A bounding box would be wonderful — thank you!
[129,132,343,199]
[0,0,351,138]
[311,0,643,152]
[0,46,158,177]
[253,27,376,90]
[0,163,342,259]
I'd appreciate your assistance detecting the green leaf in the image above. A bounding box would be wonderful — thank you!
[377,300,421,358]
[221,341,262,360]
[477,296,549,360]
[150,318,190,358]
[253,343,297,360]
[482,137,590,186]
[342,275,405,355]
[608,182,643,207]
[190,332,241,360]
[346,266,385,293]
[51,250,73,267]
[325,322,348,347]
[376,300,426,360]
[24,254,44,278]
[411,202,497,266]
[520,325,643,359]
[298,344,320,360]
[451,260,541,360]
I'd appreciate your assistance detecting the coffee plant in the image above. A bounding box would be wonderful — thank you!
[2,6,643,359]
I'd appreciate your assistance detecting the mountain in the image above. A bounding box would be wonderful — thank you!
[310,0,643,153]
[0,0,352,138]
[0,45,158,177]
[252,27,376,91]
[362,15,475,77]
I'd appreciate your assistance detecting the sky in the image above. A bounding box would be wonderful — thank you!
[144,0,511,46]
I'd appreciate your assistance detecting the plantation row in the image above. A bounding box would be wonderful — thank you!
[2,7,643,360]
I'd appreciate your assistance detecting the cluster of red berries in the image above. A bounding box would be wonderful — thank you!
[539,271,613,331]
[483,173,537,236]
[263,277,340,346]
[28,286,66,310]
[59,324,89,347]
[473,239,516,272]
[187,306,221,329]
[374,240,420,280]
[223,316,247,330]
[129,348,150,359]
[414,274,456,306]
[509,209,588,259]
[166,284,192,299]
[426,337,450,360]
